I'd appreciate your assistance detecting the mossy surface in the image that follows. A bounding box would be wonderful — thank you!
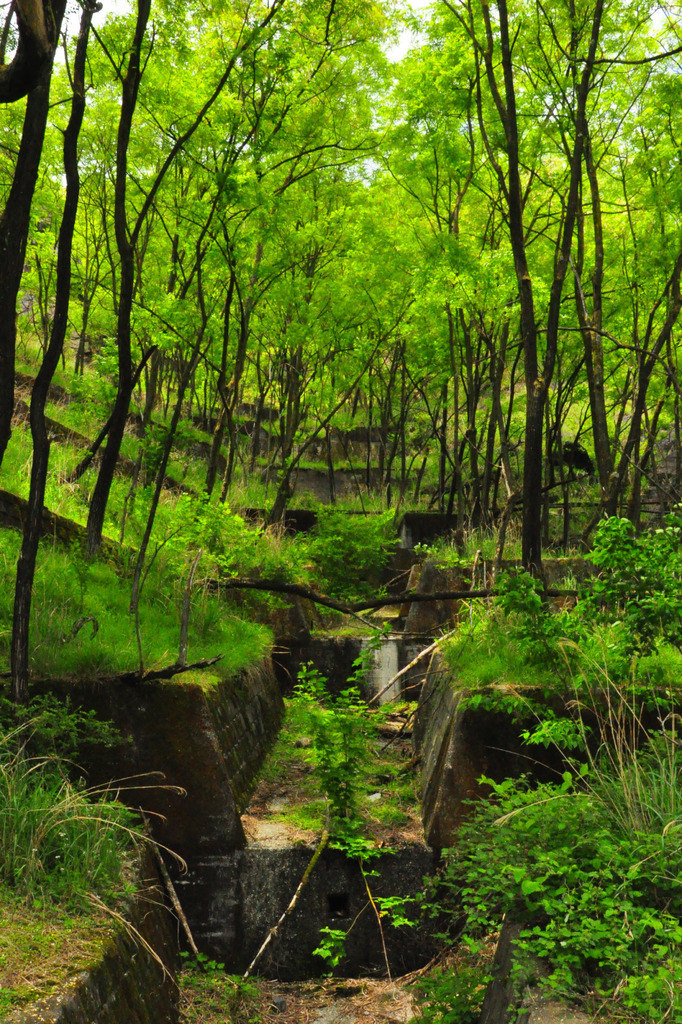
[5,852,180,1023]
[0,898,108,1016]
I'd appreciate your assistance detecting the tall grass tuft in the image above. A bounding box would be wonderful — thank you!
[570,678,682,840]
[0,729,135,907]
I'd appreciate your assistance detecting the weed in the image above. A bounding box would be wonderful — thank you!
[289,663,373,835]
[304,507,397,600]
[0,692,119,761]
[0,739,137,908]
[180,953,263,1024]
[411,961,492,1024]
[274,648,420,976]
[424,519,682,1020]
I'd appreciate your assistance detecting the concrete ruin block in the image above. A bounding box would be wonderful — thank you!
[303,635,364,694]
[413,655,563,850]
[217,842,438,979]
[33,658,284,856]
[396,512,462,550]
[403,560,471,636]
[362,637,400,703]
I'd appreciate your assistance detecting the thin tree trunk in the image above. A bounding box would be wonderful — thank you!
[0,0,67,474]
[438,382,448,514]
[10,1,88,703]
[86,0,151,555]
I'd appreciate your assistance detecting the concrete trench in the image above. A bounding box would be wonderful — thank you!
[12,568,586,1020]
[217,632,440,981]
[16,538,585,1017]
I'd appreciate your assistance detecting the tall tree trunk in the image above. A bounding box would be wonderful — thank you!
[10,1,89,703]
[207,269,235,496]
[86,0,151,554]
[0,0,66,473]
[479,0,604,573]
[438,382,448,514]
[129,334,206,624]
[0,0,63,103]
[85,0,287,550]
[580,134,613,492]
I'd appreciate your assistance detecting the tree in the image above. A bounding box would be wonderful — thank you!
[84,0,288,553]
[0,0,67,103]
[448,0,605,572]
[0,0,67,472]
[11,2,96,703]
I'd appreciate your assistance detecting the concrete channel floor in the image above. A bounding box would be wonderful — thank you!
[260,977,415,1024]
[253,980,592,1024]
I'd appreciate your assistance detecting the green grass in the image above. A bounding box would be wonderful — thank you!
[0,717,143,1013]
[0,422,97,528]
[0,531,271,680]
[0,894,112,1014]
[0,753,135,908]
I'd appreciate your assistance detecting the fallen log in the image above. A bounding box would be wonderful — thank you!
[220,576,576,615]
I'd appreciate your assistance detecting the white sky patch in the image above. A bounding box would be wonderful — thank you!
[386,0,435,63]
[63,0,130,35]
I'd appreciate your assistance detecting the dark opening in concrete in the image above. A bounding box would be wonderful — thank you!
[328,892,351,919]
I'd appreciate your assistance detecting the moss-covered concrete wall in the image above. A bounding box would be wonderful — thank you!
[38,656,283,860]
[218,842,439,979]
[30,657,284,959]
[413,654,566,848]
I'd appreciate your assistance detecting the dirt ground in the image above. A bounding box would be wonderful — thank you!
[179,969,421,1024]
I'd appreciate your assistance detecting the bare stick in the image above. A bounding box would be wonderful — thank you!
[152,844,200,957]
[221,576,575,613]
[360,860,391,981]
[111,655,223,685]
[243,830,330,979]
[177,548,202,668]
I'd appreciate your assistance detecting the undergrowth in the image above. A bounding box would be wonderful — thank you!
[0,703,146,1014]
[0,530,271,679]
[0,705,140,908]
[416,514,682,1023]
[179,955,264,1024]
[433,697,682,1022]
[0,897,112,1015]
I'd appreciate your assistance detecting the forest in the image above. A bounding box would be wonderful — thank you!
[2,0,682,688]
[2,0,682,1021]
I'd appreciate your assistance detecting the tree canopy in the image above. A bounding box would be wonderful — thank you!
[1,0,682,695]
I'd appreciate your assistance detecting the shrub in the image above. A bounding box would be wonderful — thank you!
[304,507,397,600]
[288,661,374,836]
[434,684,682,1022]
[582,514,682,655]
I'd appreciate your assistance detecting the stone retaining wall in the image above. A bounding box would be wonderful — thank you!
[31,659,284,956]
[414,653,564,849]
[219,842,438,979]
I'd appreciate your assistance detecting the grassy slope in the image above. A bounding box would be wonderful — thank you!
[1,373,280,680]
[0,897,113,1016]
